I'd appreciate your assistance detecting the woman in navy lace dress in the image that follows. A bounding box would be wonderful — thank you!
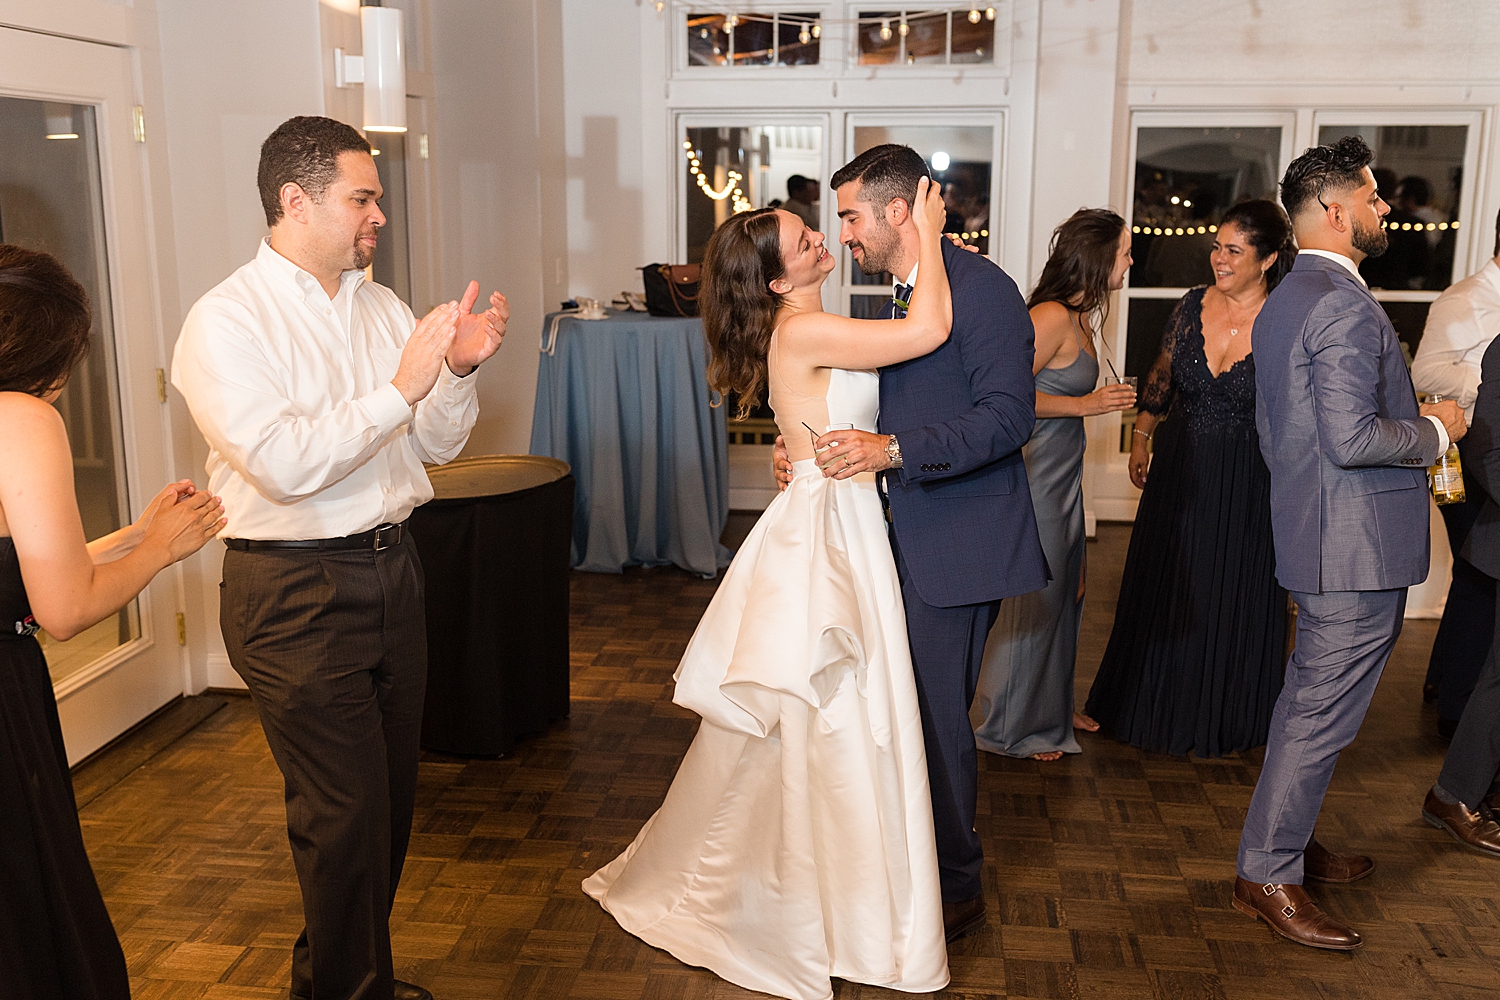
[1085,200,1296,757]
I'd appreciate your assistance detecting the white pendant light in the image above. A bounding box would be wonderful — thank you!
[333,5,407,134]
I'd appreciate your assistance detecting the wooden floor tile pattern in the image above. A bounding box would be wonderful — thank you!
[79,523,1500,999]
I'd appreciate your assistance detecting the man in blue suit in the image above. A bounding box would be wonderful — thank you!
[786,144,1048,940]
[1237,135,1467,950]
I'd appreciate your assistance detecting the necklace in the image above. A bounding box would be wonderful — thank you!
[1230,327,1239,336]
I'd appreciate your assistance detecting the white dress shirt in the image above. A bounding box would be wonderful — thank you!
[1411,258,1500,423]
[172,239,478,540]
[1300,247,1451,454]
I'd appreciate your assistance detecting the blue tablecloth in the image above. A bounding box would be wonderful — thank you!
[529,310,730,577]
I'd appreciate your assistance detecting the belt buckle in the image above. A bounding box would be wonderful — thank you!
[372,523,402,551]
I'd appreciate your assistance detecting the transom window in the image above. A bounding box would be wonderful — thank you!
[856,8,997,65]
[687,11,822,66]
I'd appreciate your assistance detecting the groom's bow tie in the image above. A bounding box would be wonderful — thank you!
[893,283,913,318]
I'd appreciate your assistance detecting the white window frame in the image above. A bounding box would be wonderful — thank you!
[674,4,834,75]
[674,111,836,312]
[844,3,1006,72]
[840,109,1006,316]
[1310,108,1487,295]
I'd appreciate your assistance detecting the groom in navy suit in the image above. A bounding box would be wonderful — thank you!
[785,144,1048,939]
[1237,135,1467,950]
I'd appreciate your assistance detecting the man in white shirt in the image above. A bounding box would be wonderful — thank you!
[1412,212,1500,734]
[172,117,507,1000]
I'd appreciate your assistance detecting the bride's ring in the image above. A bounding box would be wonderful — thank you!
[842,456,852,468]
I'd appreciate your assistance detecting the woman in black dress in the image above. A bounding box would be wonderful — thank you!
[0,245,225,998]
[1085,200,1296,758]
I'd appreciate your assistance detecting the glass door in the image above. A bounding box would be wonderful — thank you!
[1,26,185,763]
[842,115,1000,318]
[0,96,139,683]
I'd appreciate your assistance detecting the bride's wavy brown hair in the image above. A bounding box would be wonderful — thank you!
[701,208,785,420]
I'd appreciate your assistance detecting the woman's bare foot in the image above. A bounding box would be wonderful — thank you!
[1031,750,1064,762]
[1073,711,1099,732]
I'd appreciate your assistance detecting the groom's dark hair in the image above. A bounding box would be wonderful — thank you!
[831,144,930,217]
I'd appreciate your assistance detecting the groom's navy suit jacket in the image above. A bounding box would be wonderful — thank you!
[878,237,1048,608]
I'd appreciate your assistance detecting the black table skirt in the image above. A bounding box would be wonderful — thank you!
[408,474,574,755]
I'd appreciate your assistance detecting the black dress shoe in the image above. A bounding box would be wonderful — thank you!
[1303,837,1374,883]
[395,981,434,1000]
[942,894,986,942]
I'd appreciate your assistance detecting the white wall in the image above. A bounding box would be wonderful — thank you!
[560,0,645,304]
[151,0,330,689]
[430,0,569,458]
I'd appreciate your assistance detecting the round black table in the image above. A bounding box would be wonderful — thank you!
[409,455,574,756]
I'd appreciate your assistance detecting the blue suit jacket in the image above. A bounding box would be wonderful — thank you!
[1253,253,1441,594]
[878,237,1048,608]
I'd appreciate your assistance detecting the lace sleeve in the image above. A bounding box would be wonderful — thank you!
[1138,291,1195,416]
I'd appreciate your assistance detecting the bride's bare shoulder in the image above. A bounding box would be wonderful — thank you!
[0,391,65,426]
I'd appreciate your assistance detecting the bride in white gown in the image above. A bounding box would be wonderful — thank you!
[583,178,956,1000]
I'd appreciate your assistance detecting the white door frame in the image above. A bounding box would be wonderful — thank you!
[0,25,185,763]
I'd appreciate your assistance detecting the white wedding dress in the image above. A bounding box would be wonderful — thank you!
[583,346,948,1000]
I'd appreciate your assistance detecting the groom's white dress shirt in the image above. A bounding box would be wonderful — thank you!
[172,238,477,540]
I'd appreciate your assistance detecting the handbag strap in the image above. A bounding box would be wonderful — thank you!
[661,265,699,312]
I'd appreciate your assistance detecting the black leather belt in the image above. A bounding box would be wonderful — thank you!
[224,521,406,552]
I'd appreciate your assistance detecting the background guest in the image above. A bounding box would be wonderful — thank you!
[172,116,506,1000]
[0,244,225,1000]
[1086,200,1294,758]
[1423,329,1500,859]
[783,174,820,230]
[971,209,1135,761]
[1412,208,1500,736]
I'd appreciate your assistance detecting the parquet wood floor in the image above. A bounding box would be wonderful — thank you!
[78,523,1500,999]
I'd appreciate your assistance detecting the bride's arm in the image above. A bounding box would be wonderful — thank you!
[779,176,952,371]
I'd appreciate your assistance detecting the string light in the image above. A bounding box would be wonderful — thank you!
[986,6,996,18]
[810,23,821,38]
[879,19,892,41]
[799,27,811,44]
[968,7,982,23]
[898,16,910,37]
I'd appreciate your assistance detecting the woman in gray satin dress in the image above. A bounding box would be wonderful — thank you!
[971,210,1137,760]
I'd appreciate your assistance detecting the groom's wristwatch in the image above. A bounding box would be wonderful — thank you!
[884,435,903,469]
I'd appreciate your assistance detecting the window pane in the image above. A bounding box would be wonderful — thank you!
[777,13,822,65]
[851,294,890,319]
[1131,126,1282,288]
[1317,125,1468,291]
[950,8,995,64]
[369,132,410,305]
[732,15,774,66]
[858,11,902,64]
[905,11,948,65]
[1123,297,1180,381]
[684,125,823,264]
[687,14,730,66]
[0,97,139,680]
[847,124,994,302]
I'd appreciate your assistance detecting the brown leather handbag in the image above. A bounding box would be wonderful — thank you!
[640,263,700,317]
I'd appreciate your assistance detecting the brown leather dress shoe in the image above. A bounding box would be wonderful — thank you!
[942,894,986,942]
[1423,787,1500,858]
[394,981,434,1000]
[1303,837,1375,883]
[1232,877,1362,951]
